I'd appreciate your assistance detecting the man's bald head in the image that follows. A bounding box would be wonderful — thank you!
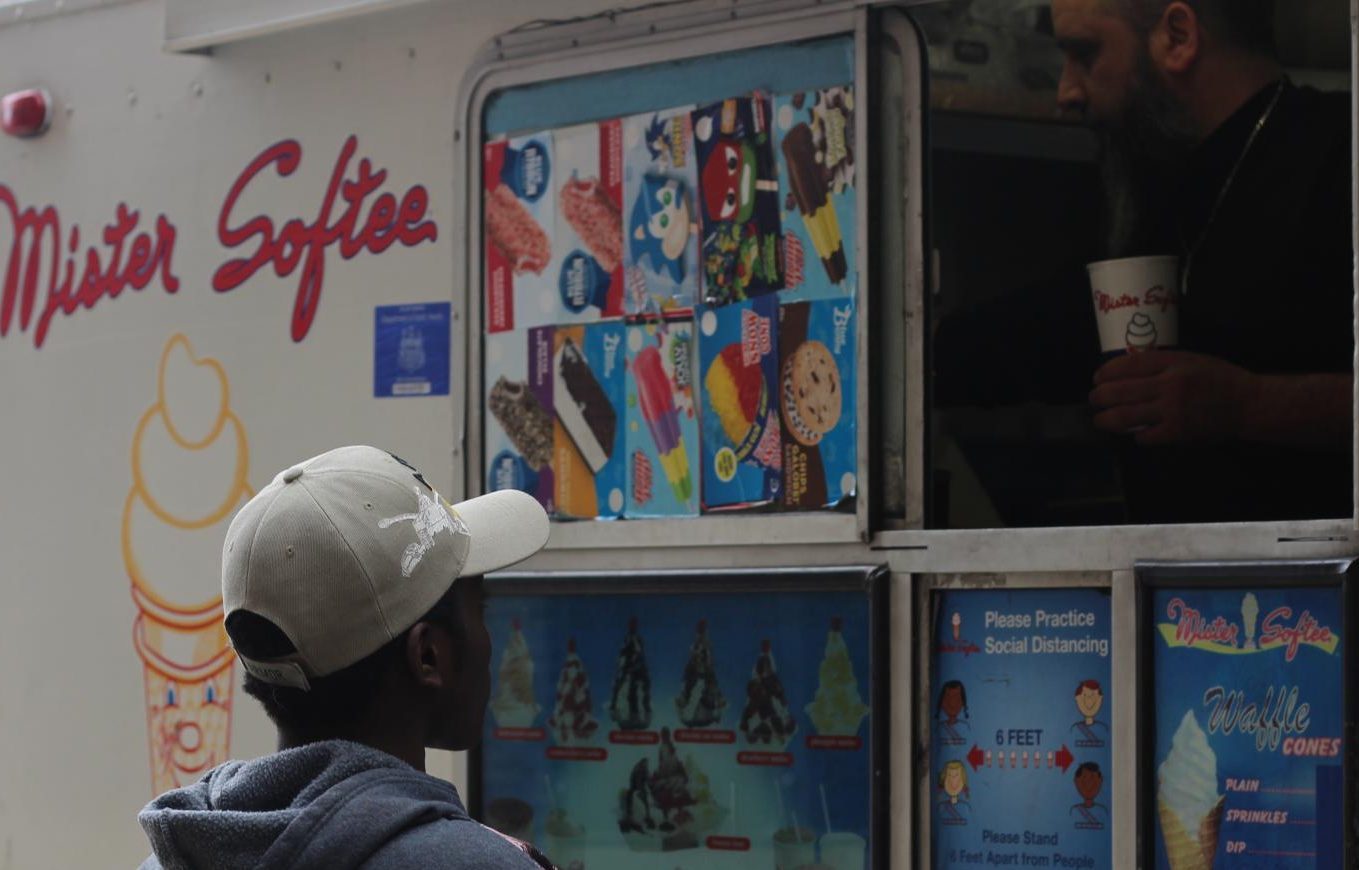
[1101,0,1275,56]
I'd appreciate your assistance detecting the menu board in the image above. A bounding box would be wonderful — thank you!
[475,576,878,870]
[1142,569,1351,869]
[480,37,859,519]
[930,588,1114,870]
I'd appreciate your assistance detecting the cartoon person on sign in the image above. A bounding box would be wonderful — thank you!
[935,680,970,746]
[937,760,971,825]
[1070,763,1110,830]
[1070,679,1109,748]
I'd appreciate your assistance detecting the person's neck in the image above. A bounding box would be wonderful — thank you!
[278,719,427,771]
[1182,54,1283,143]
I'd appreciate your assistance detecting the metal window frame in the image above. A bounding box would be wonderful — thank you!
[455,1,874,549]
[870,0,1359,571]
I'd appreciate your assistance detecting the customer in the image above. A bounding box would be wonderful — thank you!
[138,445,553,869]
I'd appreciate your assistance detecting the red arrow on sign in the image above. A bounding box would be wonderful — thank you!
[1055,744,1074,773]
[967,744,985,771]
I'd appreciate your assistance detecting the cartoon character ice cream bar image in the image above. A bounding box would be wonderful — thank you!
[629,175,692,284]
[490,619,541,729]
[1241,592,1260,650]
[951,612,962,641]
[805,617,870,736]
[124,334,252,795]
[1158,711,1225,869]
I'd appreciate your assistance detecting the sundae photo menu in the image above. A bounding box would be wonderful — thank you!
[930,588,1114,870]
[1140,564,1354,869]
[476,577,877,870]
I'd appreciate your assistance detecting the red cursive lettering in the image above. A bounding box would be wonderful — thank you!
[1166,597,1240,647]
[213,135,438,342]
[0,187,179,348]
[1259,607,1333,663]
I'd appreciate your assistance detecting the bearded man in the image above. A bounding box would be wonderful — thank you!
[938,1,1352,524]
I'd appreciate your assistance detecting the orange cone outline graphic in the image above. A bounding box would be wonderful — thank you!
[123,334,253,794]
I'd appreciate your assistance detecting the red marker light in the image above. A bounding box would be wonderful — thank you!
[2,89,52,138]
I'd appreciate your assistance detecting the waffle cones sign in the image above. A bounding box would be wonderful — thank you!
[1146,571,1351,869]
[123,334,253,795]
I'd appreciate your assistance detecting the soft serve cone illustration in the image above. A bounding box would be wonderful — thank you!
[1157,711,1225,869]
[124,334,253,795]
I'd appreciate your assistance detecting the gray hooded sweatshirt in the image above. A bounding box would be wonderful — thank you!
[137,740,553,870]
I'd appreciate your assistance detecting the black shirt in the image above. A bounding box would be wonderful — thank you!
[1122,81,1353,523]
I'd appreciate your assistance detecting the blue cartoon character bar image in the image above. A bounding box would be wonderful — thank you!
[630,175,690,285]
[691,93,783,306]
[622,106,701,316]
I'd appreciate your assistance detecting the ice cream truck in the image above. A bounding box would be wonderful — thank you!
[2,0,1357,866]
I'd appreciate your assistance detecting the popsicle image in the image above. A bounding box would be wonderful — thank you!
[1157,710,1225,869]
[124,334,252,795]
[781,122,846,284]
[632,343,692,504]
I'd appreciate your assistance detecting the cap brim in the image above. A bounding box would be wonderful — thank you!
[453,489,550,577]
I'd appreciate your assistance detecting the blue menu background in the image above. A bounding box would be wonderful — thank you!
[931,588,1113,870]
[478,586,874,870]
[1150,586,1344,868]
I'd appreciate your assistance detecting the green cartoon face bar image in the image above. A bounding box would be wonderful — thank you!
[1070,762,1109,830]
[1071,679,1109,748]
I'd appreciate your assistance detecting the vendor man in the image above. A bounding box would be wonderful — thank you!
[1057,0,1351,522]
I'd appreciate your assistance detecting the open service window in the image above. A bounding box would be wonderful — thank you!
[461,5,879,548]
[913,0,1355,530]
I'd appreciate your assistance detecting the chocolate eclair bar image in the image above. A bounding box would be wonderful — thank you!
[781,123,847,284]
[488,377,554,471]
[554,337,618,474]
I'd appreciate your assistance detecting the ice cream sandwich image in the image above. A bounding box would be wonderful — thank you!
[554,337,618,474]
[781,123,846,285]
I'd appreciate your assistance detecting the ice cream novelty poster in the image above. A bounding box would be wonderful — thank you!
[476,585,874,870]
[1148,581,1347,868]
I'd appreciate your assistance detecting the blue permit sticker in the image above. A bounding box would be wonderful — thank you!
[374,303,451,398]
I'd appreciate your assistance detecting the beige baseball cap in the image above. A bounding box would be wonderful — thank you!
[222,445,549,690]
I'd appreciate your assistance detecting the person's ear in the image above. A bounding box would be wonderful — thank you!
[405,622,449,690]
[1151,1,1201,75]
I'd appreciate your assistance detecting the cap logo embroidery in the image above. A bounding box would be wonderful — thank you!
[377,487,470,577]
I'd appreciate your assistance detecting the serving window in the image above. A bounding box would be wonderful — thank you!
[466,12,874,545]
[917,0,1355,530]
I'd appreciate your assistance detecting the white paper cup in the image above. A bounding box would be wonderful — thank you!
[1086,255,1180,356]
[819,832,866,870]
[773,826,817,870]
